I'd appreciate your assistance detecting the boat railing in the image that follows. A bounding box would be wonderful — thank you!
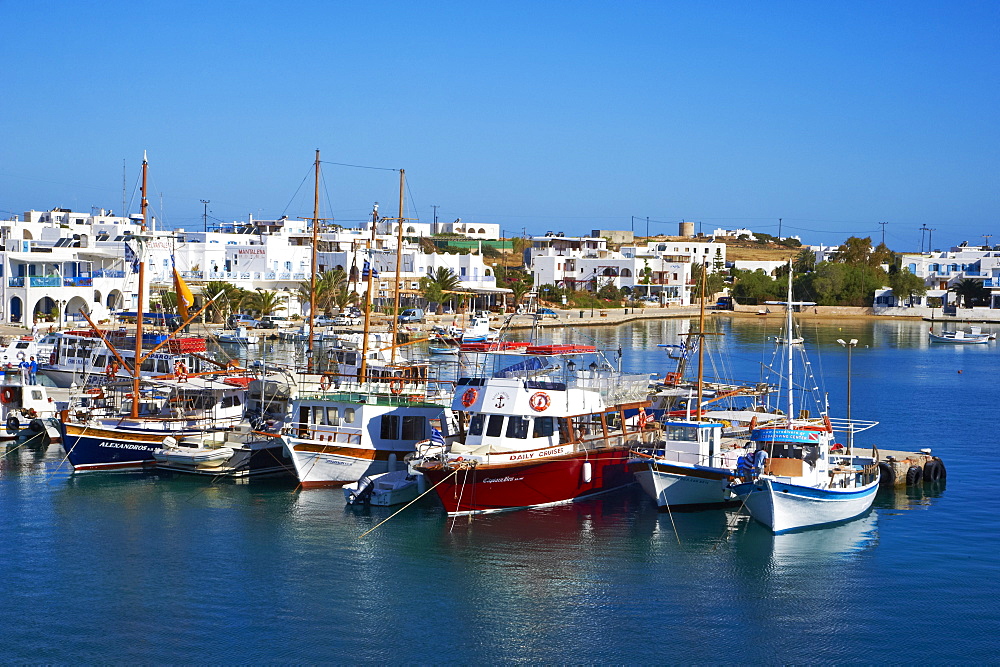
[825,416,879,434]
[285,421,363,444]
[569,373,651,404]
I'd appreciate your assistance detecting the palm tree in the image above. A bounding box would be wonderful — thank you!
[420,267,461,314]
[299,269,348,317]
[245,289,287,317]
[203,280,240,323]
[950,278,988,308]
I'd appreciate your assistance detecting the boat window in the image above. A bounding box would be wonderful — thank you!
[31,390,42,400]
[666,425,698,441]
[344,408,355,424]
[506,416,529,439]
[312,406,325,424]
[156,360,170,373]
[485,415,505,437]
[468,414,485,436]
[532,417,555,438]
[326,407,340,424]
[94,354,107,369]
[345,352,356,365]
[233,395,241,406]
[15,342,28,349]
[401,415,425,441]
[381,415,399,440]
[141,358,155,372]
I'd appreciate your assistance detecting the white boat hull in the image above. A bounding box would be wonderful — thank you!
[286,440,409,487]
[153,446,235,468]
[632,459,735,508]
[738,476,879,533]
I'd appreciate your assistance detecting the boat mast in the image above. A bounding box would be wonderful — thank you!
[130,153,148,419]
[389,169,405,364]
[359,207,377,384]
[696,264,706,421]
[308,149,320,374]
[785,259,794,425]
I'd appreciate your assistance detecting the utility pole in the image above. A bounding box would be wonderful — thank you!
[919,224,930,253]
[646,217,649,239]
[778,218,782,240]
[879,221,888,246]
[201,200,210,233]
[431,204,439,233]
[928,228,936,254]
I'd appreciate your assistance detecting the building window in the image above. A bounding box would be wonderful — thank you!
[380,415,400,440]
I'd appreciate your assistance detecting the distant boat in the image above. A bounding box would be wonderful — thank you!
[928,326,993,344]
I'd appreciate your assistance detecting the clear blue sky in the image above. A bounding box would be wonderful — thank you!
[2,1,997,252]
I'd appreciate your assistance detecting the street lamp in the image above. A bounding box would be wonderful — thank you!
[836,338,858,453]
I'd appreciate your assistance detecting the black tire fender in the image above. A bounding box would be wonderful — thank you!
[905,465,923,486]
[923,459,944,483]
[877,461,896,487]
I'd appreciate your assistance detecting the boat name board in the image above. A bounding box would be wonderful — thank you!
[751,428,822,444]
[487,444,571,463]
[99,441,160,451]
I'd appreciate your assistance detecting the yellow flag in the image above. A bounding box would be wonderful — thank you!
[173,267,195,322]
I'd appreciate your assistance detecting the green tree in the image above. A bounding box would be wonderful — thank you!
[888,270,927,305]
[420,267,462,314]
[245,289,287,316]
[202,280,240,323]
[950,278,988,308]
[793,248,816,274]
[731,269,782,304]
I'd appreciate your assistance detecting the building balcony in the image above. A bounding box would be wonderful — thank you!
[94,269,126,278]
[63,276,93,287]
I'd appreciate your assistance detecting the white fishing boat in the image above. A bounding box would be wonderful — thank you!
[728,262,880,533]
[928,325,992,344]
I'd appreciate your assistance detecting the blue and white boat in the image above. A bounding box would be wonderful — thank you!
[728,262,880,533]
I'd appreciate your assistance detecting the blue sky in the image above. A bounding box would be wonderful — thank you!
[2,1,997,252]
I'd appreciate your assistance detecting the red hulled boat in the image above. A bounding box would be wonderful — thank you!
[411,346,655,515]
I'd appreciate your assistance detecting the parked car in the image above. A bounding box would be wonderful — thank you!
[314,316,337,326]
[228,315,258,328]
[536,308,559,319]
[398,308,425,324]
[332,314,361,326]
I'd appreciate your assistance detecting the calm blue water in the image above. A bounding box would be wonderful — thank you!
[2,317,997,663]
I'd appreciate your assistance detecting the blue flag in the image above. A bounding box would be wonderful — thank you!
[431,427,445,447]
[124,242,139,273]
[362,260,379,279]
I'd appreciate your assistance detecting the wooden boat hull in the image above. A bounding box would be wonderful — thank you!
[418,447,633,516]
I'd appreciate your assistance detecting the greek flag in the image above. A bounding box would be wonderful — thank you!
[124,242,139,273]
[430,428,445,447]
[362,260,379,279]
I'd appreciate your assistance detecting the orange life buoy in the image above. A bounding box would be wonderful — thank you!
[389,379,404,395]
[529,391,550,412]
[319,375,332,391]
[461,387,478,407]
[0,387,15,404]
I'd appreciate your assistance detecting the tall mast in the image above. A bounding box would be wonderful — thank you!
[785,259,794,425]
[308,149,320,373]
[389,169,405,364]
[695,264,706,421]
[131,153,148,419]
[359,210,377,384]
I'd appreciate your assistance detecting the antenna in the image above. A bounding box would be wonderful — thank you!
[983,234,992,248]
[201,200,210,233]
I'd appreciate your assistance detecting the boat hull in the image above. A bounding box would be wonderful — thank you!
[418,447,633,516]
[630,458,736,509]
[285,440,413,487]
[60,422,170,471]
[733,476,879,533]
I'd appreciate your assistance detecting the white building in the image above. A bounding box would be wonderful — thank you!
[873,242,1000,316]
[432,219,501,240]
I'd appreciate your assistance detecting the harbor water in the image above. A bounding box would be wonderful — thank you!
[1,317,996,662]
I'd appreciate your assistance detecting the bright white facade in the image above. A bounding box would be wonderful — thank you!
[874,242,1000,316]
[432,219,500,240]
[527,234,720,305]
[1,209,147,327]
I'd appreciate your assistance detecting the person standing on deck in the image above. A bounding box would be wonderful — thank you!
[27,356,37,385]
